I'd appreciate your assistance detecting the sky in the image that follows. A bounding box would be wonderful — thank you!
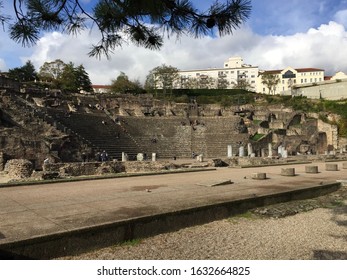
[1,0,347,85]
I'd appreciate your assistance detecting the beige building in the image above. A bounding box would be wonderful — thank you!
[257,67,325,95]
[177,57,259,91]
[331,71,347,81]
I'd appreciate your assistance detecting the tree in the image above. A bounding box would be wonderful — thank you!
[261,73,281,95]
[59,62,93,93]
[5,0,252,58]
[38,59,92,92]
[75,64,93,92]
[110,72,143,94]
[38,59,66,84]
[8,60,37,82]
[146,64,179,96]
[217,76,230,89]
[234,78,251,91]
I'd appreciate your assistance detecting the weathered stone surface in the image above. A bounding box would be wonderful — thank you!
[281,168,296,176]
[305,165,319,174]
[211,159,229,167]
[0,152,4,171]
[251,173,267,180]
[325,163,338,171]
[4,159,33,179]
[197,179,233,187]
[41,172,60,180]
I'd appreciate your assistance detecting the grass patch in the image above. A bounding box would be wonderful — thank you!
[228,211,260,224]
[251,133,265,141]
[323,200,345,209]
[120,239,142,247]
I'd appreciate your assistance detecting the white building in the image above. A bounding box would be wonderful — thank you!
[177,57,259,91]
[257,67,325,95]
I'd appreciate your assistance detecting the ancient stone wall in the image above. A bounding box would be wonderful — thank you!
[0,151,4,171]
[41,160,180,177]
[4,159,33,179]
[317,119,338,150]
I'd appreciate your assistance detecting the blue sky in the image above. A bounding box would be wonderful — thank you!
[1,0,347,84]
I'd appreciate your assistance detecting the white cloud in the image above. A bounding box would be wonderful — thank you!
[334,9,347,28]
[16,20,347,85]
[0,58,6,70]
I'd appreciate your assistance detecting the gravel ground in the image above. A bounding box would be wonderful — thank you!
[60,187,347,260]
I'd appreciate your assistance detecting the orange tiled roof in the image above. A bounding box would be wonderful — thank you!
[262,68,324,75]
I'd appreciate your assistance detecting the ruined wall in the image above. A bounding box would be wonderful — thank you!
[317,119,338,150]
[4,159,33,179]
[41,160,181,177]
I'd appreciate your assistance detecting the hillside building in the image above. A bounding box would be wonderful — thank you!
[257,67,325,95]
[177,57,259,91]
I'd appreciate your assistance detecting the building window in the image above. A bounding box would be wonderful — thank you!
[283,70,296,79]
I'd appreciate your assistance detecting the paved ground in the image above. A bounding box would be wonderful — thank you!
[0,160,347,247]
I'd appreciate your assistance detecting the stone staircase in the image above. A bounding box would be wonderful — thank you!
[47,109,141,160]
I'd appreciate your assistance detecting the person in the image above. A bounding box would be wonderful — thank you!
[81,152,87,162]
[101,150,108,162]
[95,152,101,162]
[42,157,50,171]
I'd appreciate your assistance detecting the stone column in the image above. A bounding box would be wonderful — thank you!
[121,152,128,162]
[247,143,253,156]
[282,149,288,158]
[268,143,273,158]
[152,153,157,162]
[239,146,245,157]
[137,153,144,161]
[278,145,283,157]
[227,145,233,158]
[261,148,266,158]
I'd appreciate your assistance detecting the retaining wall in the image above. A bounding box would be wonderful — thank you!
[0,182,341,259]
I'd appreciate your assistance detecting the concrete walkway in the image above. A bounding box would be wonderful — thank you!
[0,161,346,258]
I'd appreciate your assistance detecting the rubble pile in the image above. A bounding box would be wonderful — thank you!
[4,159,33,179]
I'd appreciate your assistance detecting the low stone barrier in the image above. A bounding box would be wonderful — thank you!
[305,165,319,174]
[38,161,181,178]
[281,168,295,177]
[251,173,267,180]
[325,163,338,171]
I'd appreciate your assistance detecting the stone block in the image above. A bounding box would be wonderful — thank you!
[281,168,295,176]
[305,165,319,174]
[342,162,347,169]
[325,163,338,171]
[137,153,144,161]
[251,173,267,180]
[4,159,33,179]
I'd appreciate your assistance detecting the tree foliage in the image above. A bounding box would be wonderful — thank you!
[261,73,281,95]
[5,0,252,58]
[38,59,92,92]
[8,60,38,82]
[110,72,143,94]
[38,59,66,82]
[146,64,179,95]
